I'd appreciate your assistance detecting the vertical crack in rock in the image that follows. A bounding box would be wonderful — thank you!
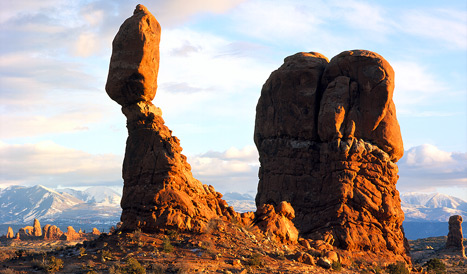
[254,50,410,263]
[105,5,236,233]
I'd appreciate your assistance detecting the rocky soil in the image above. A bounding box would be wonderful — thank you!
[1,225,466,273]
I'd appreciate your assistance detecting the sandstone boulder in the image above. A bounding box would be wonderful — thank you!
[107,5,236,233]
[253,202,298,243]
[106,4,161,106]
[255,50,409,264]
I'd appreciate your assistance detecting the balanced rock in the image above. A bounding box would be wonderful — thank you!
[255,50,409,263]
[445,215,465,257]
[33,218,42,237]
[6,226,14,238]
[106,4,160,106]
[106,5,236,233]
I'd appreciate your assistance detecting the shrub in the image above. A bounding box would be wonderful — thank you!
[387,261,409,274]
[101,249,113,262]
[39,256,64,273]
[14,249,26,259]
[331,261,342,271]
[124,257,146,274]
[162,237,174,253]
[246,253,264,267]
[79,247,87,257]
[424,258,446,274]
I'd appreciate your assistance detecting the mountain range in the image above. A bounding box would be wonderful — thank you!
[400,192,467,222]
[1,185,465,239]
[0,185,121,225]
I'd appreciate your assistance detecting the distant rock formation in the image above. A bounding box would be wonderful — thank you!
[445,215,465,257]
[254,50,409,263]
[33,218,42,237]
[62,226,80,241]
[6,226,14,239]
[92,228,101,235]
[106,5,236,233]
[43,224,63,240]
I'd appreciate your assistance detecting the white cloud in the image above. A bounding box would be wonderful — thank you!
[398,144,467,195]
[74,32,101,57]
[0,141,123,188]
[188,145,259,194]
[397,8,467,50]
[392,61,446,107]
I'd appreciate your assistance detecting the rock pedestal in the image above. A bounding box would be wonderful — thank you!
[255,50,409,263]
[106,5,235,233]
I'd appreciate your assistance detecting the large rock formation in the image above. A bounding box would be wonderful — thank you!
[254,50,409,263]
[106,5,236,233]
[445,215,465,257]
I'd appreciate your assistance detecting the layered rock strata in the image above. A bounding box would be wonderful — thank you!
[255,51,409,262]
[106,5,236,233]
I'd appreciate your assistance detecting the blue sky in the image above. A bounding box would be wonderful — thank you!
[0,0,466,200]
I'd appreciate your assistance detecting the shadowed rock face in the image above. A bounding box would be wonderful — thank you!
[255,50,409,262]
[106,5,236,233]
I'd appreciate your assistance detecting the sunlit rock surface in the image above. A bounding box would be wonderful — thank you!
[254,50,410,263]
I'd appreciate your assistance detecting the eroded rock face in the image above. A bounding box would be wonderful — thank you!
[107,5,236,233]
[6,226,14,238]
[33,218,42,237]
[254,201,298,243]
[445,215,465,257]
[43,224,63,240]
[62,226,80,241]
[255,50,409,263]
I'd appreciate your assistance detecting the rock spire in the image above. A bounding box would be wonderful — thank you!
[106,5,236,232]
[445,215,465,257]
[254,50,409,263]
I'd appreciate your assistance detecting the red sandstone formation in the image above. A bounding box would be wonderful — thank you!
[253,201,298,243]
[254,50,409,263]
[445,215,465,257]
[42,224,64,240]
[32,218,42,237]
[6,226,14,239]
[106,5,237,233]
[92,228,101,236]
[62,226,80,241]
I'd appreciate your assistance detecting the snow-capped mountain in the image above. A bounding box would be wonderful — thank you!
[59,186,121,206]
[401,192,467,222]
[0,185,121,224]
[223,192,256,213]
[0,185,83,223]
